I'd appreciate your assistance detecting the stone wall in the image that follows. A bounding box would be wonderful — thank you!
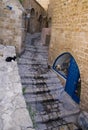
[0,45,34,130]
[36,0,49,10]
[48,0,54,18]
[22,0,47,33]
[0,0,25,54]
[48,0,88,111]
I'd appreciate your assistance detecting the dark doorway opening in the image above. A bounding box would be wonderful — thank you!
[31,8,35,17]
[53,52,81,104]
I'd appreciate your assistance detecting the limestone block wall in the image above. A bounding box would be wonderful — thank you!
[47,0,54,28]
[48,0,88,111]
[36,0,49,10]
[0,0,25,54]
[22,0,47,33]
[48,0,54,18]
[41,28,51,45]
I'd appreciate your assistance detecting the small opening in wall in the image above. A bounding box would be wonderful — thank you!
[48,17,52,27]
[31,8,35,17]
[36,11,38,17]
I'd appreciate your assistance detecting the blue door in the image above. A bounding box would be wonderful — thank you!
[65,57,80,103]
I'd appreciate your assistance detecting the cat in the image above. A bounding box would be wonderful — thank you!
[5,56,16,62]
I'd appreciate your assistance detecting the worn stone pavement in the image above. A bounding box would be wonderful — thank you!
[0,45,34,130]
[17,33,80,130]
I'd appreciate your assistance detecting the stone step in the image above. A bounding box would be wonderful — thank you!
[35,114,68,124]
[33,75,58,80]
[18,65,48,71]
[24,87,80,115]
[25,48,48,53]
[24,89,80,123]
[36,121,79,130]
[24,47,48,53]
[41,71,59,77]
[24,87,51,94]
[18,71,58,79]
[18,68,37,73]
[36,122,79,130]
[23,84,63,94]
[21,75,59,81]
[21,52,48,59]
[22,83,63,91]
[18,57,48,63]
[19,57,48,62]
[24,54,48,59]
[21,54,48,60]
[18,61,47,66]
[18,59,33,64]
[35,112,79,124]
[21,81,61,87]
[24,89,63,104]
[24,91,58,99]
[27,100,79,125]
[24,93,58,103]
[23,47,48,55]
[21,76,60,84]
[18,64,48,69]
[25,44,48,50]
[20,75,60,82]
[19,70,50,76]
[18,65,48,73]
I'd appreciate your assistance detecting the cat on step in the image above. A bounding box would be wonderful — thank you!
[5,56,16,62]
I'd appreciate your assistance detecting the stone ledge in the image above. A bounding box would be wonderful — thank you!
[0,45,35,130]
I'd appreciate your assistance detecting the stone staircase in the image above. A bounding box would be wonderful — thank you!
[17,33,80,130]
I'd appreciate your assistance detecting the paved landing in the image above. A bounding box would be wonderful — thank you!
[17,33,80,130]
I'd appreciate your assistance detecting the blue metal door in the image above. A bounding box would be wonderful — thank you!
[65,57,80,103]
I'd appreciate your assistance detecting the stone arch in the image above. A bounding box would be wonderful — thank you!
[30,8,36,33]
[38,14,43,31]
[30,8,35,17]
[53,52,81,104]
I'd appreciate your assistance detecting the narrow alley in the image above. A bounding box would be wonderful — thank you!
[1,0,88,130]
[17,33,80,130]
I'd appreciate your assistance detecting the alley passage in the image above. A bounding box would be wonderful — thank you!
[18,33,80,130]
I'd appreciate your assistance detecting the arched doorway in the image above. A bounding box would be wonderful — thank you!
[53,52,81,104]
[29,8,36,33]
[38,14,43,31]
[31,8,35,16]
